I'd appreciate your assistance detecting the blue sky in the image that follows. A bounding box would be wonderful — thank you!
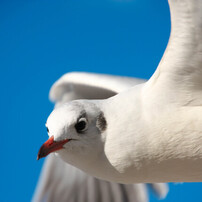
[0,0,201,201]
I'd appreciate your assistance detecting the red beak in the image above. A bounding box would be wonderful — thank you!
[37,136,69,160]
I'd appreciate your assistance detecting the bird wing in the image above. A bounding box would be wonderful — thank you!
[33,72,168,202]
[49,72,145,102]
[33,154,168,202]
[147,0,202,106]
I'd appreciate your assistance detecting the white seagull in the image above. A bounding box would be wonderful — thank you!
[33,73,168,202]
[37,0,202,186]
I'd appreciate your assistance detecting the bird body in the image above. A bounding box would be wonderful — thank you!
[104,86,202,183]
[52,82,202,183]
[37,0,202,191]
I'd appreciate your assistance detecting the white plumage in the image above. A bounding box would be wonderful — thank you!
[34,0,202,200]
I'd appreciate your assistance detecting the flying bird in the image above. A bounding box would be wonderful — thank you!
[37,0,202,183]
[33,73,168,201]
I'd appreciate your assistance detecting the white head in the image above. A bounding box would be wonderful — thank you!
[38,100,108,170]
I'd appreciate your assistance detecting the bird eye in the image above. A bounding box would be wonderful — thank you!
[75,118,88,133]
[46,127,49,133]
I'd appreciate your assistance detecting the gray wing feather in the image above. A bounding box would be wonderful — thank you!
[49,72,146,102]
[33,72,168,202]
[33,155,168,202]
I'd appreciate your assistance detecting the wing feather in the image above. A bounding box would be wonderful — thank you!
[147,0,202,105]
[49,72,145,102]
[33,155,168,202]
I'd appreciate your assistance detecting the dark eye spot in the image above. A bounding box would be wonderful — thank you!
[75,118,88,133]
[96,112,107,132]
[46,127,49,133]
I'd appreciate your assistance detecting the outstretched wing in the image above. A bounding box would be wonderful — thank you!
[147,0,202,106]
[33,72,168,202]
[33,154,168,202]
[49,72,145,102]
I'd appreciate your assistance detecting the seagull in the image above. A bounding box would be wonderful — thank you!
[38,0,202,184]
[33,73,168,202]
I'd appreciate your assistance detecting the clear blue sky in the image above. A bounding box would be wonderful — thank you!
[0,0,201,201]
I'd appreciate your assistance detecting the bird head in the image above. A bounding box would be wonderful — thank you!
[37,100,107,166]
